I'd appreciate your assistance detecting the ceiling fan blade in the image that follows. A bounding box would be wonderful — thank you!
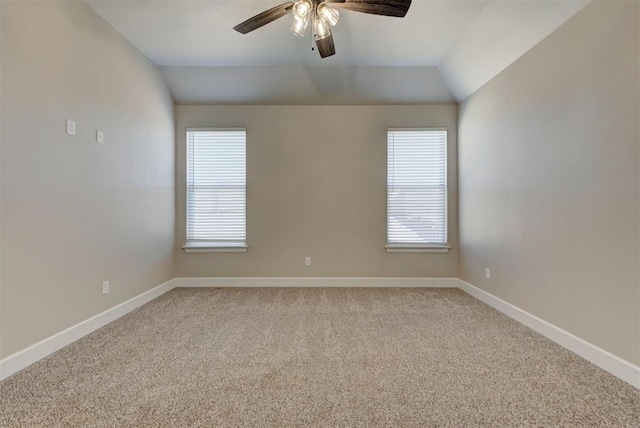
[325,0,412,18]
[316,34,336,58]
[233,2,295,34]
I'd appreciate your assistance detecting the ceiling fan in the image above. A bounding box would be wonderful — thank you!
[233,0,412,59]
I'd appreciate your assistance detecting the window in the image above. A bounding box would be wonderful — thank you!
[386,128,449,252]
[184,128,247,252]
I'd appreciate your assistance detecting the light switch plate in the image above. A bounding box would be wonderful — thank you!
[66,119,76,136]
[96,130,104,143]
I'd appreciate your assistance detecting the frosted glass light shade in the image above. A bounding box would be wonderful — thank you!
[290,15,309,38]
[316,3,339,27]
[292,0,312,20]
[314,17,330,40]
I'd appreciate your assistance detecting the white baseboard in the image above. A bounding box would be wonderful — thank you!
[0,277,452,380]
[0,279,176,381]
[458,279,640,389]
[2,277,638,391]
[173,277,459,288]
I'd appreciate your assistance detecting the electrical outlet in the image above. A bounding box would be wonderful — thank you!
[485,268,491,280]
[305,257,311,266]
[96,130,104,143]
[102,281,110,295]
[66,119,76,136]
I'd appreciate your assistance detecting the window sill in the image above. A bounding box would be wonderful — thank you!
[183,243,248,253]
[385,245,451,253]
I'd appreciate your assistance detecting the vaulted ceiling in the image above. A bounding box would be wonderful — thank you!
[85,0,591,103]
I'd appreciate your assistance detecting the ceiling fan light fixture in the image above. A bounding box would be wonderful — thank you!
[290,14,309,38]
[314,16,331,40]
[316,3,339,27]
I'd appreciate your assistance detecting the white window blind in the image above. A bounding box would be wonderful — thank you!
[186,128,246,248]
[387,128,447,246]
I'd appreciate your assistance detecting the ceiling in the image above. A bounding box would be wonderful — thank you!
[85,0,591,103]
[161,65,456,104]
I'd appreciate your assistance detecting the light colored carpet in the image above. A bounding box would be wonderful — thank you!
[0,287,638,427]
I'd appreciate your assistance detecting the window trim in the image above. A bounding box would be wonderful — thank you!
[182,242,248,253]
[385,244,451,253]
[386,127,449,253]
[184,127,247,253]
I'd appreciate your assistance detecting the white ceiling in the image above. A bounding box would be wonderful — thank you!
[161,65,456,104]
[85,0,488,66]
[439,0,591,101]
[85,0,591,103]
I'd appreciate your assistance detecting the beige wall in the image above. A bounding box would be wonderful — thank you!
[458,1,640,365]
[1,1,175,358]
[176,105,458,278]
[0,0,3,360]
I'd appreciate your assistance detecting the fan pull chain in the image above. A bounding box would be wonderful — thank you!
[311,7,315,51]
